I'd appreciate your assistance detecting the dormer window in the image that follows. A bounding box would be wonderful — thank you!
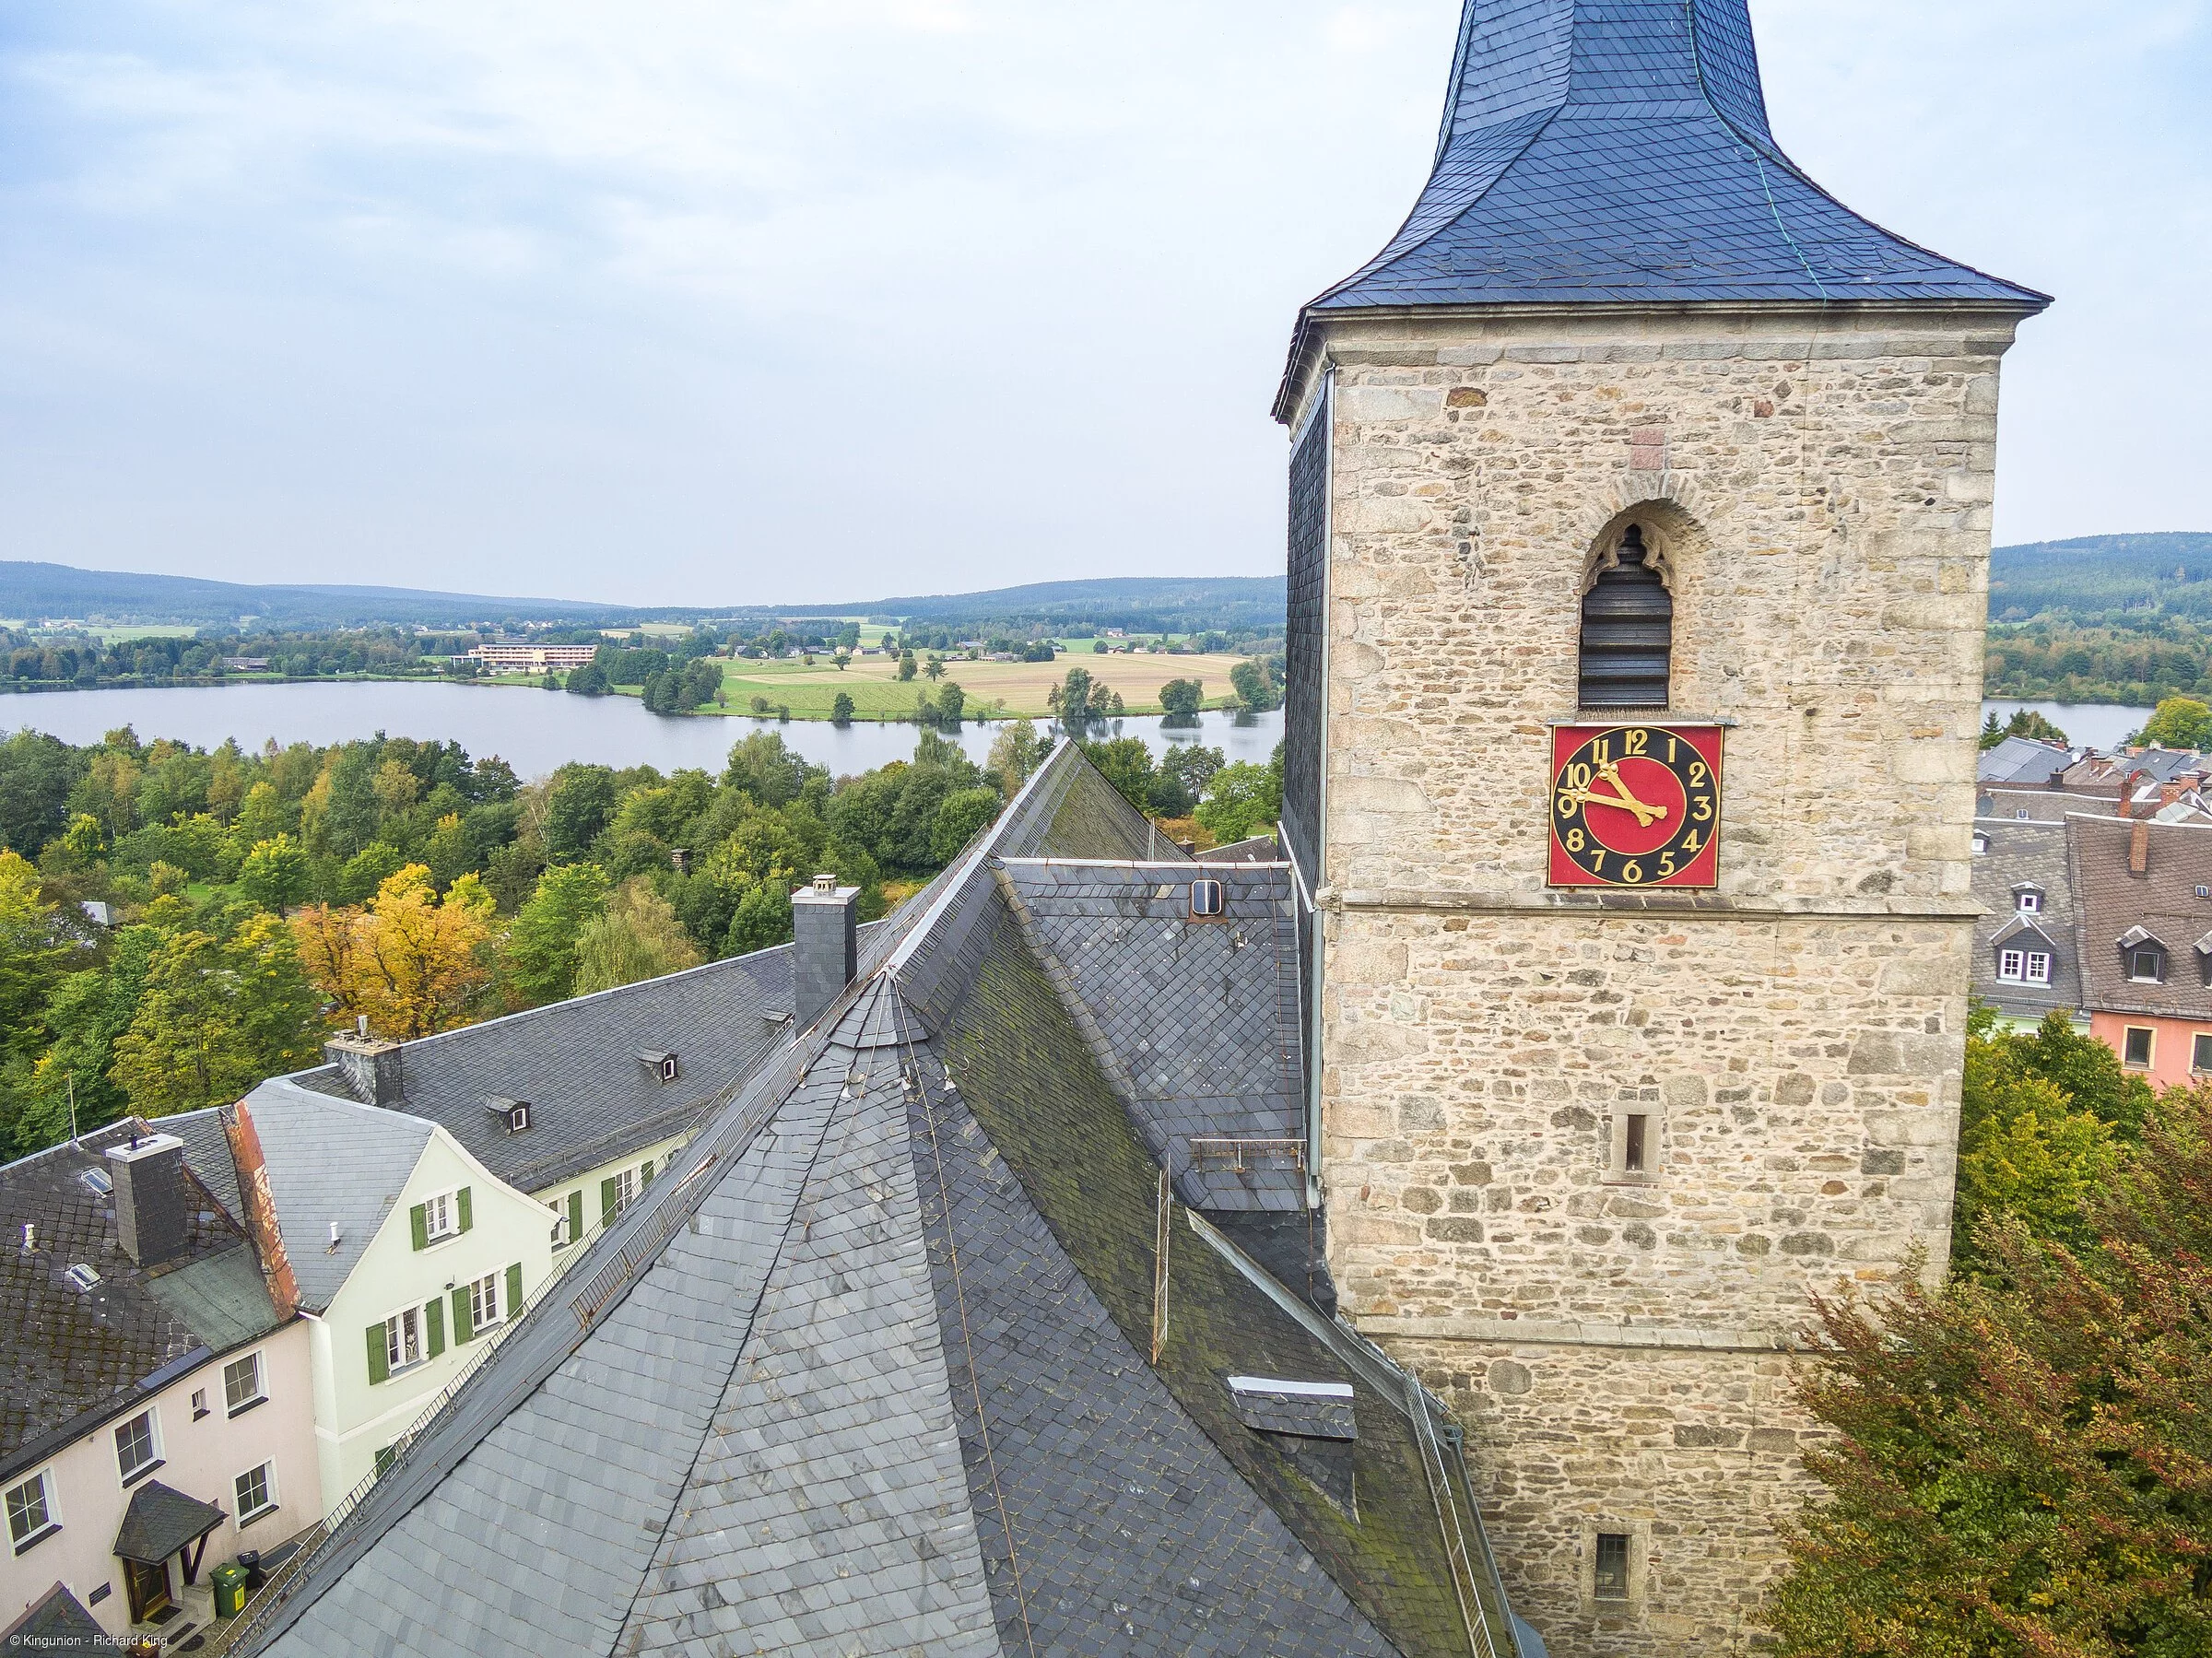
[2131,946,2165,983]
[2015,888,2041,913]
[1997,948,2053,986]
[1578,524,1671,709]
[637,1050,679,1082]
[485,1096,531,1134]
[1972,833,1989,855]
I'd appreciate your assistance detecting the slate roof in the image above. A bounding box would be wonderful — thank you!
[0,1121,280,1486]
[1977,736,2077,786]
[173,1083,436,1314]
[1,1584,109,1657]
[1277,0,2047,415]
[2068,815,2212,1022]
[240,743,1525,1658]
[293,943,800,1194]
[113,1477,228,1563]
[1969,817,2081,1022]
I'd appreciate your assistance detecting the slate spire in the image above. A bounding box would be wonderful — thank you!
[1305,0,2048,316]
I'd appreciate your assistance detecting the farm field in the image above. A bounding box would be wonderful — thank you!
[700,649,1253,720]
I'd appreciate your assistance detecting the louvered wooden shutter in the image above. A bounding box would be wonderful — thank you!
[567,1190,583,1244]
[451,1286,474,1345]
[408,1203,428,1252]
[367,1323,389,1385]
[456,1187,473,1234]
[1579,525,1672,708]
[601,1176,619,1227]
[505,1262,523,1316]
[425,1297,444,1358]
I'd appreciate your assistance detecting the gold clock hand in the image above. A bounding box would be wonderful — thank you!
[1592,761,1669,825]
[1563,775,1666,829]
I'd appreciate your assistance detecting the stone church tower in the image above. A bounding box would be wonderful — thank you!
[1273,3,2047,1652]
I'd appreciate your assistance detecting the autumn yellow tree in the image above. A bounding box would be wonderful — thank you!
[293,865,493,1040]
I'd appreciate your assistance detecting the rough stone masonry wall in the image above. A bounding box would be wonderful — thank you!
[1297,305,2026,1655]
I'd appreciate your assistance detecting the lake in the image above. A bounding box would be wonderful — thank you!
[1980,699,2149,751]
[0,680,1285,779]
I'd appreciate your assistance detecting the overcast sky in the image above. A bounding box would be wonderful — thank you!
[0,1,2204,607]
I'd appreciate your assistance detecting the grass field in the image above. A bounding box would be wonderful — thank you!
[702,650,1252,721]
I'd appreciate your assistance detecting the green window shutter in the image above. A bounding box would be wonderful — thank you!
[505,1261,523,1316]
[408,1203,428,1252]
[373,1445,395,1476]
[366,1323,389,1386]
[640,1158,655,1188]
[424,1296,445,1358]
[451,1286,474,1345]
[601,1176,619,1227]
[456,1186,473,1234]
[567,1190,583,1243]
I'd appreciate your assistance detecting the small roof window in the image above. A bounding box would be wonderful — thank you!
[1190,879,1226,919]
[485,1097,532,1134]
[80,1167,113,1196]
[65,1263,100,1291]
[637,1050,679,1082]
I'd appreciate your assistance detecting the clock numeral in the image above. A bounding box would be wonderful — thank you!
[1678,829,1701,853]
[1620,860,1642,884]
[1588,849,1606,874]
[1565,828,1585,852]
[1623,728,1648,756]
[1565,762,1592,790]
[1665,735,1677,763]
[1690,794,1712,822]
[1688,759,1709,787]
[1658,851,1676,876]
[1592,737,1610,765]
[1557,792,1579,819]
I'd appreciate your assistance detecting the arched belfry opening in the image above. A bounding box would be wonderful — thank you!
[1577,523,1672,709]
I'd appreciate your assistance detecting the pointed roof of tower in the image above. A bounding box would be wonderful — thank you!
[1278,0,2046,411]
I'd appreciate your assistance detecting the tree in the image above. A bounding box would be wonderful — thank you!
[932,787,1002,863]
[239,835,312,915]
[292,865,491,1039]
[1162,745,1225,798]
[0,730,83,856]
[542,764,618,863]
[14,927,159,1152]
[1194,755,1283,843]
[898,649,917,681]
[724,881,793,955]
[831,690,855,725]
[108,918,322,1117]
[503,862,612,1005]
[572,877,704,994]
[1230,658,1282,713]
[936,682,966,726]
[924,654,944,681]
[987,719,1048,798]
[1080,737,1157,815]
[2135,695,2212,749]
[565,659,611,696]
[2002,708,2068,745]
[234,780,289,845]
[834,653,850,671]
[1159,678,1205,727]
[1773,1086,2212,1658]
[1060,666,1098,724]
[0,852,66,1066]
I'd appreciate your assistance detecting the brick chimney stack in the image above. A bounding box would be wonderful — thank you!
[106,1133,190,1268]
[2130,818,2151,876]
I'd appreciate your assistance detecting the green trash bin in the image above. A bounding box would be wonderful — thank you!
[212,1561,249,1617]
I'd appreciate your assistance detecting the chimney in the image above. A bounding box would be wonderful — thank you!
[324,1031,405,1105]
[2162,781,2187,807]
[2130,818,2150,876]
[790,874,858,1030]
[106,1134,190,1268]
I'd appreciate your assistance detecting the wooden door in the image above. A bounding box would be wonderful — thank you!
[124,1556,172,1623]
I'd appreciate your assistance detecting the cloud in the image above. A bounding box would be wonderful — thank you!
[0,0,2202,604]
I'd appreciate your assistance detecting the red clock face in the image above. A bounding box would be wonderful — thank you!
[1548,723,1723,888]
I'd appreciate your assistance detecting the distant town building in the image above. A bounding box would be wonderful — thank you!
[466,642,597,672]
[222,657,271,673]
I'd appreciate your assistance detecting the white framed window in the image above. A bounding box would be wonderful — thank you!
[421,1189,457,1242]
[2194,1033,2212,1074]
[2017,890,2041,913]
[2130,947,2165,983]
[383,1306,424,1375]
[1998,949,2025,982]
[2025,952,2052,985]
[114,1408,160,1486]
[233,1461,277,1526]
[1972,833,1989,855]
[6,1468,59,1555]
[223,1351,266,1416]
[466,1271,503,1332]
[191,1388,209,1421]
[614,1167,640,1216]
[2014,807,2030,819]
[547,1199,570,1249]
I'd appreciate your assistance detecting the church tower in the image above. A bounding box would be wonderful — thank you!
[1275,4,2046,1652]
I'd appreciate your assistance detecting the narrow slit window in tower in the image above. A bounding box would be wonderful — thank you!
[1579,524,1672,709]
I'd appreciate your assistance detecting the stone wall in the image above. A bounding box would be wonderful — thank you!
[1295,303,2028,1656]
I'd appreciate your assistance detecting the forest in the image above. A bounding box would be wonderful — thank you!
[0,717,1280,1161]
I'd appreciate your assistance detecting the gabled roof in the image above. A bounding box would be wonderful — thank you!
[1978,736,2077,786]
[1277,0,2046,414]
[1,1584,107,1657]
[2068,816,2212,1019]
[113,1477,227,1563]
[0,1120,279,1483]
[174,1083,435,1314]
[292,944,800,1194]
[238,744,1524,1658]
